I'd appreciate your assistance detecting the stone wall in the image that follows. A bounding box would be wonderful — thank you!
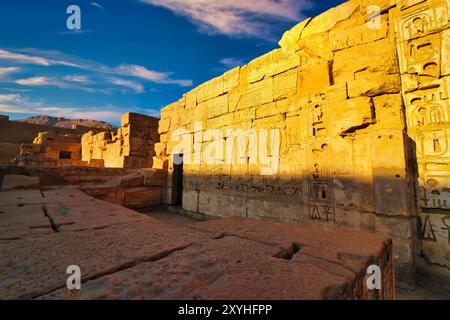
[0,165,140,187]
[0,117,92,165]
[18,132,86,168]
[153,0,450,286]
[393,0,450,284]
[82,113,159,169]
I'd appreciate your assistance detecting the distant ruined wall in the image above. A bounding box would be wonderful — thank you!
[153,0,450,286]
[18,132,85,168]
[0,116,92,165]
[82,113,159,169]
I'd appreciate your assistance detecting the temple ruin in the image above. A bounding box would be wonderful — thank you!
[0,0,449,299]
[153,0,450,287]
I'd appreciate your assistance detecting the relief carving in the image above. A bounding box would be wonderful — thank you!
[307,96,335,222]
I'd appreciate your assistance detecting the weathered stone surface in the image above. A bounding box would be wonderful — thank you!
[82,113,159,169]
[1,175,39,191]
[140,168,166,187]
[123,187,162,209]
[18,132,85,168]
[149,0,450,286]
[106,172,144,187]
[0,192,389,301]
[0,204,53,241]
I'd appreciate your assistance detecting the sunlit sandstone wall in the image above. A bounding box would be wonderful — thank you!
[154,0,450,285]
[82,113,159,169]
[18,132,85,167]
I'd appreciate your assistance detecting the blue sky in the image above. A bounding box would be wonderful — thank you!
[0,0,346,126]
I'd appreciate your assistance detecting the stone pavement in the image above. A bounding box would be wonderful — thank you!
[0,187,393,300]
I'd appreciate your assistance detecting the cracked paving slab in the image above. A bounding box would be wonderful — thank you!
[0,187,202,300]
[0,204,53,241]
[190,217,391,276]
[41,236,362,300]
[0,187,393,300]
[0,219,197,299]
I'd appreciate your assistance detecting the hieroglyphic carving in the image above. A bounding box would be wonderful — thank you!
[308,95,335,222]
[397,0,450,211]
[185,175,304,197]
[418,211,450,267]
[398,0,448,41]
[442,215,450,243]
[396,0,450,272]
[421,215,438,241]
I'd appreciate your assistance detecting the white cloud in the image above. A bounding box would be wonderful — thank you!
[0,93,121,122]
[0,49,80,67]
[116,64,193,87]
[108,77,145,93]
[0,67,20,77]
[16,76,53,86]
[0,94,21,102]
[219,57,245,68]
[140,0,312,38]
[63,75,90,84]
[91,2,104,9]
[15,75,108,93]
[0,48,193,88]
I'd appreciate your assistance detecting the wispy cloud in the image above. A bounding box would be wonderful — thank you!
[139,0,312,39]
[0,48,193,89]
[15,75,109,93]
[91,2,104,10]
[0,93,121,122]
[63,75,91,84]
[0,93,21,102]
[219,57,245,69]
[107,77,145,93]
[16,76,53,86]
[0,49,80,67]
[116,64,193,87]
[0,67,20,77]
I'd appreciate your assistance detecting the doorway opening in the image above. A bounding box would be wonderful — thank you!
[172,154,183,206]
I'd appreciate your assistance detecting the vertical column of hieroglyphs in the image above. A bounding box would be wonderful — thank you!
[307,94,335,223]
[394,0,450,273]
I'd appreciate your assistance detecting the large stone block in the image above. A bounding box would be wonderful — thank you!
[278,18,311,53]
[333,38,399,84]
[301,0,359,39]
[332,97,375,136]
[347,74,401,98]
[205,95,228,119]
[1,175,40,191]
[158,118,171,134]
[329,9,389,51]
[372,94,405,130]
[197,76,224,103]
[123,187,162,208]
[223,67,240,92]
[106,172,144,188]
[140,168,166,187]
[238,78,274,110]
[298,62,331,96]
[247,49,300,83]
[273,69,298,101]
[246,198,307,223]
[419,211,450,269]
[199,192,247,218]
[182,190,199,212]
